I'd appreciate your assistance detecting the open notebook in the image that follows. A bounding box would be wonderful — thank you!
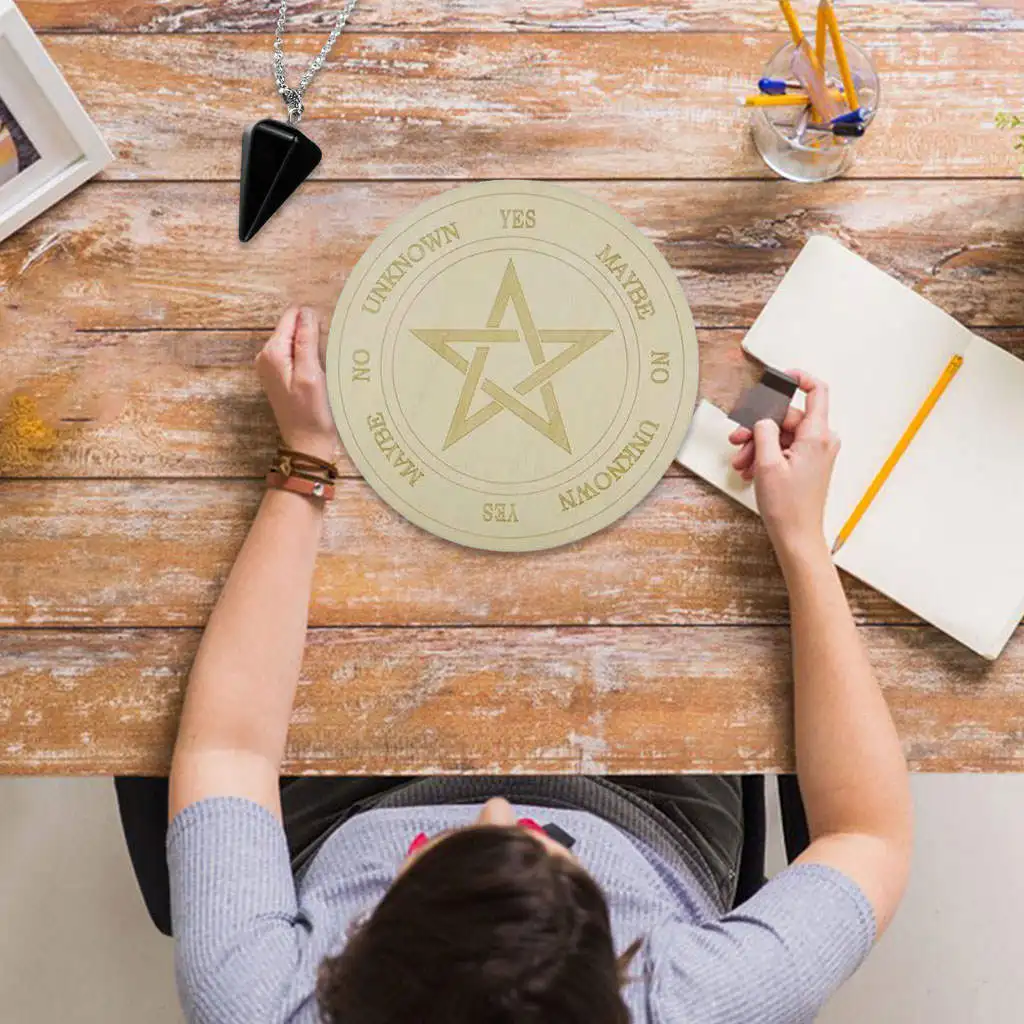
[677,236,1024,659]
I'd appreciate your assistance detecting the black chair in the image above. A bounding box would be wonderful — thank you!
[117,773,810,932]
[734,774,811,907]
[115,776,173,936]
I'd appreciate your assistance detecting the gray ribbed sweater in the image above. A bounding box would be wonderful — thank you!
[168,798,874,1023]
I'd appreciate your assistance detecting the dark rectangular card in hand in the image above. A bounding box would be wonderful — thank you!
[728,368,799,429]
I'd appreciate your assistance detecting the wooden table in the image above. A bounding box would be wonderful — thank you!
[2,1,1023,775]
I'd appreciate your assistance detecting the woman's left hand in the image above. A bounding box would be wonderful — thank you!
[255,306,338,462]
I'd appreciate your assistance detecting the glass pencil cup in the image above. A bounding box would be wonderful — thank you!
[751,39,880,183]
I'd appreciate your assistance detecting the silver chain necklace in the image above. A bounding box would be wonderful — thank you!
[273,0,360,125]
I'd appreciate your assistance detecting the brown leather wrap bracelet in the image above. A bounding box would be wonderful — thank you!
[275,447,339,479]
[265,470,336,501]
[265,445,339,501]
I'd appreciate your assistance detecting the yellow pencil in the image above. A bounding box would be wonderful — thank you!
[778,0,805,46]
[742,90,844,108]
[815,0,828,66]
[821,0,860,110]
[832,354,964,554]
[777,0,842,122]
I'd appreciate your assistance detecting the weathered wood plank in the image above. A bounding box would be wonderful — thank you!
[0,326,756,477]
[3,327,1022,480]
[3,181,1022,333]
[20,0,1024,34]
[42,33,1024,180]
[0,476,951,627]
[2,626,1021,774]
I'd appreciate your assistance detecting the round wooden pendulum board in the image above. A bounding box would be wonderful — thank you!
[326,181,699,552]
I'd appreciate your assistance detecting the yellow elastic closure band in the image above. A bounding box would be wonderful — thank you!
[832,354,964,554]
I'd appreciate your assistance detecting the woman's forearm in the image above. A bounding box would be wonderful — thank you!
[782,542,913,927]
[731,381,912,930]
[169,487,324,818]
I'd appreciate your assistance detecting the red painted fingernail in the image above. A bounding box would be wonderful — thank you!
[517,818,544,835]
[407,832,429,854]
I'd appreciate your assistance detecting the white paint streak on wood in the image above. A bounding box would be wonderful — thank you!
[17,232,66,277]
[1,182,1022,337]
[12,333,1019,485]
[21,0,1024,33]
[5,626,1019,772]
[0,477,800,627]
[38,33,1024,180]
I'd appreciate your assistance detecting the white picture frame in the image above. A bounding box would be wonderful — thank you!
[0,0,112,243]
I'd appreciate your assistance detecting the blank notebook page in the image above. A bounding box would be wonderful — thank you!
[741,236,975,545]
[835,337,1024,658]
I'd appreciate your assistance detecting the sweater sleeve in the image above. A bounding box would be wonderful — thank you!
[648,863,877,1024]
[167,797,311,1024]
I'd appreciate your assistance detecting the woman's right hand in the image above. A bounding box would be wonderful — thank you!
[727,371,840,569]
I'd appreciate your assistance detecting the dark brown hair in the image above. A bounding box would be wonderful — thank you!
[317,825,636,1024]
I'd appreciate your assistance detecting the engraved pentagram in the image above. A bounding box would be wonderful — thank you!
[409,259,612,453]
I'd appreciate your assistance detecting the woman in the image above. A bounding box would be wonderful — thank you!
[119,305,912,1023]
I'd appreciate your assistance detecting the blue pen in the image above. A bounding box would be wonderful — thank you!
[758,77,802,95]
[759,76,847,97]
[806,121,865,138]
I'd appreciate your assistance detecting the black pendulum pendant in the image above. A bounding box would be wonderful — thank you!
[241,0,358,240]
[238,118,322,243]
